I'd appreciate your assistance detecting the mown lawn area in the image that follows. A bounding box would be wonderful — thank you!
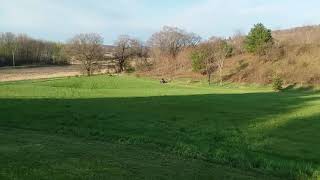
[0,75,319,179]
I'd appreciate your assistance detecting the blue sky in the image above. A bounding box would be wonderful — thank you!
[1,0,320,44]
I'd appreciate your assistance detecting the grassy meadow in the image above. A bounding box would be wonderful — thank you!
[0,75,320,179]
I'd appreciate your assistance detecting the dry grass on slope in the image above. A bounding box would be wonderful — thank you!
[140,25,320,86]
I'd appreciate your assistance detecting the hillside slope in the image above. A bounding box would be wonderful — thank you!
[145,25,320,86]
[224,25,320,85]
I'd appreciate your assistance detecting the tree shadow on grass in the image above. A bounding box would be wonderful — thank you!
[282,83,319,93]
[0,90,319,178]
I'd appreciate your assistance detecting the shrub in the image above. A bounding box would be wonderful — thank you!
[190,39,232,84]
[224,43,234,57]
[236,60,249,72]
[272,75,284,91]
[191,51,205,72]
[264,41,286,61]
[245,23,273,55]
[135,59,153,72]
[125,65,135,73]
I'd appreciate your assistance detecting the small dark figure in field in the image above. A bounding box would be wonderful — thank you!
[160,78,168,84]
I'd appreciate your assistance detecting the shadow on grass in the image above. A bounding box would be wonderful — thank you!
[282,83,319,93]
[0,91,319,178]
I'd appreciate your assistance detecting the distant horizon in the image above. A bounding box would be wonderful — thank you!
[1,0,320,44]
[1,24,319,46]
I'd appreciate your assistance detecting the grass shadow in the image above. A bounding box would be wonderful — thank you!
[282,83,318,93]
[1,90,320,178]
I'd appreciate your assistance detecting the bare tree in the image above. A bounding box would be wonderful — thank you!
[113,35,133,72]
[2,32,17,67]
[213,39,232,84]
[113,35,147,72]
[67,33,104,76]
[230,30,245,55]
[130,39,148,59]
[148,26,201,58]
[0,32,68,67]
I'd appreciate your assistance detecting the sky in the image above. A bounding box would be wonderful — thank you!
[1,0,320,44]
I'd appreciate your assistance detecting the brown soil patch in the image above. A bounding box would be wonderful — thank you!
[0,65,82,82]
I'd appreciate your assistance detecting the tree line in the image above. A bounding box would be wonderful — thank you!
[0,32,68,67]
[2,23,275,86]
[66,26,203,76]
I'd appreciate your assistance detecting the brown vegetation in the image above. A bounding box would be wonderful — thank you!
[0,65,81,82]
[113,35,148,73]
[2,24,320,86]
[66,33,105,76]
[222,26,320,85]
[140,25,320,86]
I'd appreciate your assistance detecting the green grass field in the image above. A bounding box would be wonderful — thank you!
[0,75,320,179]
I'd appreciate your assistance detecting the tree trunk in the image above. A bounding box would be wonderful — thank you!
[87,68,91,76]
[208,73,211,85]
[12,51,15,68]
[219,68,223,85]
[118,60,124,73]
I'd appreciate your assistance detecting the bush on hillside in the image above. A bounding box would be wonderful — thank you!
[272,75,284,91]
[191,51,205,73]
[245,23,273,55]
